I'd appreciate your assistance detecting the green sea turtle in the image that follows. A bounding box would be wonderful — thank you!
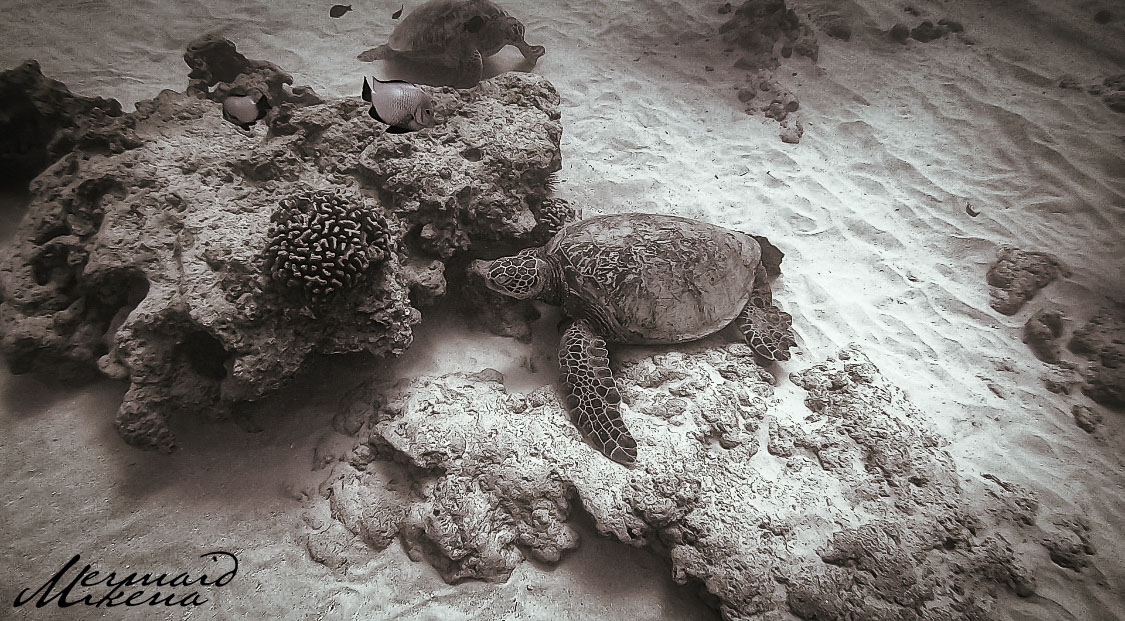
[358,0,545,84]
[471,213,796,465]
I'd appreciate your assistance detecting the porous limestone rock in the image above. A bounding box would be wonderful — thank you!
[183,32,323,109]
[1067,307,1125,408]
[1022,307,1065,364]
[0,60,124,187]
[986,247,1066,315]
[357,75,566,258]
[0,36,565,451]
[312,345,1081,619]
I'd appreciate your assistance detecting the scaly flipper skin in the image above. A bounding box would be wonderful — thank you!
[559,320,637,465]
[737,268,796,361]
[461,49,484,85]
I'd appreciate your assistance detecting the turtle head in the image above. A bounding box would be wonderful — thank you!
[475,248,552,300]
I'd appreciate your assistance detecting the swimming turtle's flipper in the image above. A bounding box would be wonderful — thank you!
[358,45,393,62]
[559,320,637,465]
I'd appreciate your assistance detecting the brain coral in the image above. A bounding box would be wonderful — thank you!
[263,186,391,301]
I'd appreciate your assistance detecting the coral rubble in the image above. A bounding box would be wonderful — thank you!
[0,35,564,450]
[720,0,817,143]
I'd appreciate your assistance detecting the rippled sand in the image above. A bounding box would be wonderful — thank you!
[1,0,1122,618]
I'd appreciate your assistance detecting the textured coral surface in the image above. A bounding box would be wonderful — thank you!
[310,345,1086,619]
[986,246,1066,315]
[0,37,564,451]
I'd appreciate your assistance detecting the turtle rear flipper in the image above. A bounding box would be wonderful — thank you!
[737,279,795,361]
[358,45,393,62]
[559,320,637,465]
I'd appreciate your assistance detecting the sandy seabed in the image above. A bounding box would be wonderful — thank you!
[1,0,1123,619]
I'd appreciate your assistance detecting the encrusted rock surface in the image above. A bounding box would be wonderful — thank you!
[720,0,818,67]
[0,37,565,451]
[0,60,124,188]
[986,247,1066,315]
[357,78,566,258]
[308,345,1085,619]
[1067,306,1125,408]
[1022,307,1065,364]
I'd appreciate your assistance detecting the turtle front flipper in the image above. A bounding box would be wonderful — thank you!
[559,320,638,465]
[737,274,796,361]
[460,49,484,85]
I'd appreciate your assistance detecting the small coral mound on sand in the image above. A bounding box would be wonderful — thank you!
[986,246,1066,315]
[890,18,964,44]
[184,32,323,109]
[1067,307,1125,408]
[263,186,390,302]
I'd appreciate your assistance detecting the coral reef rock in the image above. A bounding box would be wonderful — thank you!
[985,247,1066,315]
[310,345,1084,618]
[0,60,124,188]
[1067,306,1125,408]
[1022,307,1065,364]
[0,35,565,451]
[357,76,565,258]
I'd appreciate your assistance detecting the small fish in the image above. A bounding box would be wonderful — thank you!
[330,4,352,18]
[391,4,403,19]
[221,93,271,130]
[362,77,435,133]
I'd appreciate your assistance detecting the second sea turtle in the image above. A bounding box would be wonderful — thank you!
[358,0,545,84]
[471,213,796,465]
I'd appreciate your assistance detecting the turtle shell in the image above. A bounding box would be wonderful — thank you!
[548,213,762,344]
[387,0,508,55]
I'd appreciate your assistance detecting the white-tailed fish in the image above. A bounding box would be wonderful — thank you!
[330,4,351,18]
[361,77,435,134]
[221,93,271,130]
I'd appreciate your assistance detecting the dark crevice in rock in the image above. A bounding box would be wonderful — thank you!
[175,330,230,380]
[31,221,71,245]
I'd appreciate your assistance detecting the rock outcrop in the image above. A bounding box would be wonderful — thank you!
[1022,307,1065,364]
[1067,307,1125,408]
[308,345,1084,619]
[0,36,566,451]
[986,247,1066,315]
[720,0,818,144]
[0,60,124,188]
